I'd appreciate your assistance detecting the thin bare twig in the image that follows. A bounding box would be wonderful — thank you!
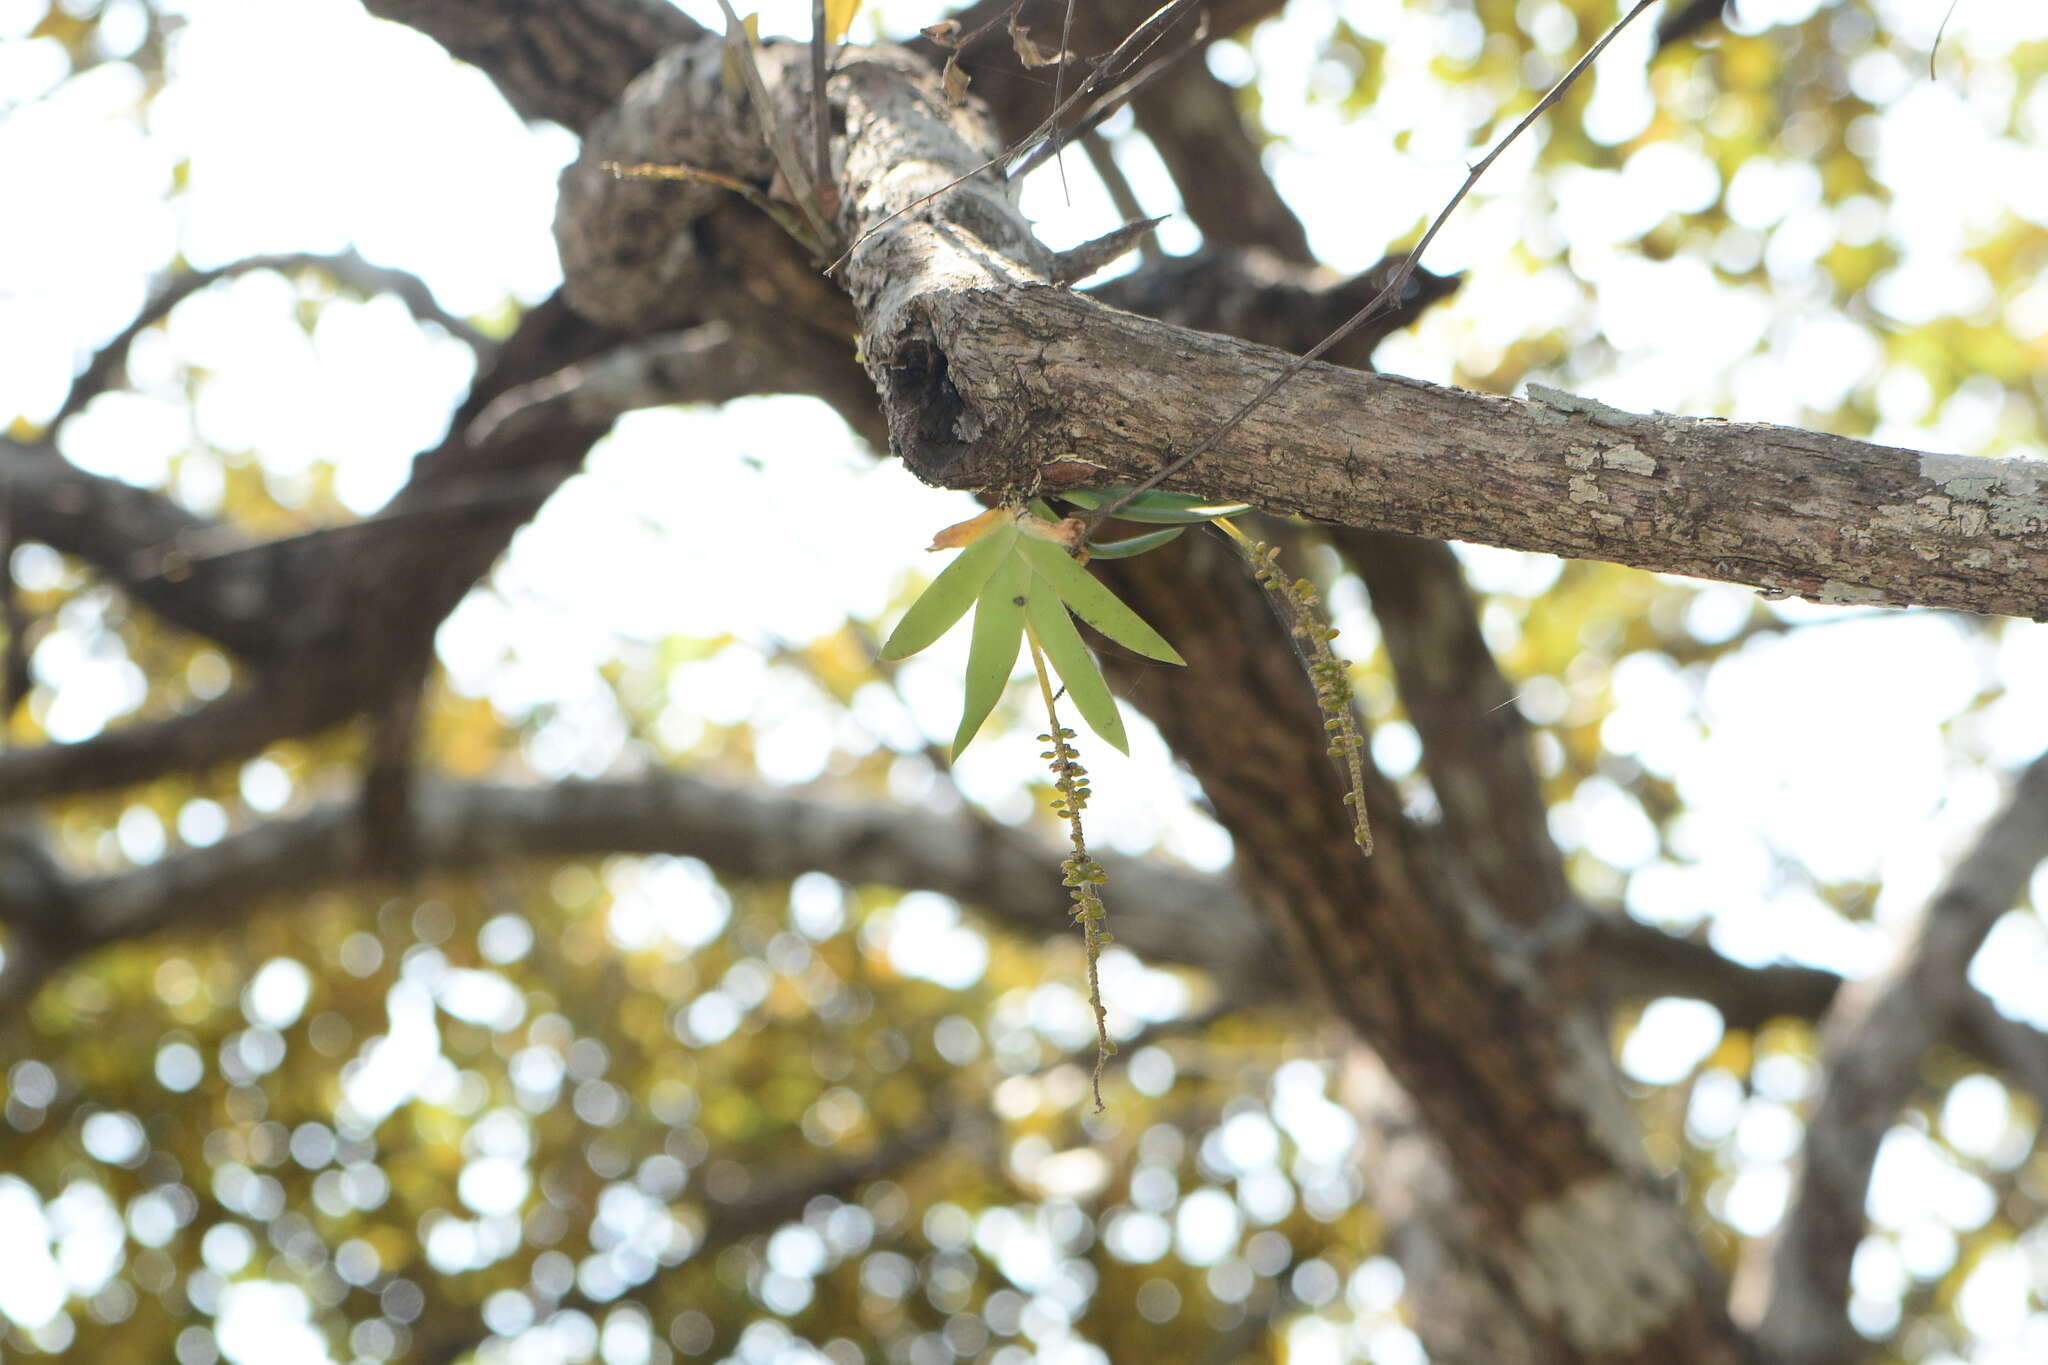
[1007,10,1209,181]
[1089,0,1662,530]
[1050,0,1079,201]
[1930,0,1964,78]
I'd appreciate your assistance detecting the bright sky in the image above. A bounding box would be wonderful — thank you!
[5,0,2048,1360]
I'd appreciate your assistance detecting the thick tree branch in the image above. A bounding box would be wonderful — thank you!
[0,438,275,657]
[1759,750,2048,1365]
[22,776,1282,1000]
[0,683,353,811]
[872,284,2048,619]
[1583,914,1843,1031]
[359,0,706,133]
[467,318,884,450]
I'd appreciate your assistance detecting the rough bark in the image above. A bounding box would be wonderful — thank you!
[864,282,2048,619]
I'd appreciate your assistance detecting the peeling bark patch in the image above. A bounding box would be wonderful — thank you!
[1909,452,2048,536]
[1874,490,2047,541]
[1602,442,1655,475]
[1919,450,2047,496]
[1819,579,1896,607]
[1512,1175,1697,1352]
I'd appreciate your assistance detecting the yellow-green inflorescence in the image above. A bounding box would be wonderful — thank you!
[1218,523,1374,856]
[1028,630,1117,1112]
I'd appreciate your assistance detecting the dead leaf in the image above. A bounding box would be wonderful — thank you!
[1007,16,1064,69]
[942,56,972,104]
[927,507,1010,550]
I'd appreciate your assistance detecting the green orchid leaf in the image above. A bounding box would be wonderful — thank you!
[1023,586,1129,755]
[1056,485,1251,523]
[879,522,1016,660]
[952,551,1028,757]
[1017,534,1185,666]
[1082,526,1184,559]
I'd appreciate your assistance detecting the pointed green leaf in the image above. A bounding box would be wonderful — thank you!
[1056,485,1251,523]
[1016,534,1185,666]
[879,523,1015,660]
[1082,526,1184,559]
[1023,589,1128,754]
[952,550,1028,756]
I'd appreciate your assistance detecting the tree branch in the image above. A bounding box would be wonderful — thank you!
[1759,749,2048,1365]
[0,438,276,657]
[1090,246,1461,376]
[24,775,1283,1000]
[0,682,351,808]
[359,0,706,133]
[2,296,884,805]
[13,768,2048,1112]
[873,282,2048,619]
[51,250,493,431]
[545,22,2038,620]
[1582,913,1843,1031]
[466,318,886,450]
[1954,986,2048,1120]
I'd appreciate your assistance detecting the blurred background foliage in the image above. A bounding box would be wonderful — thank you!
[3,1,2047,1364]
